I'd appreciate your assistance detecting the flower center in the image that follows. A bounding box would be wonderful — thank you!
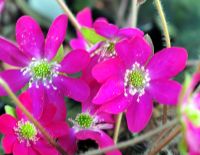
[124,62,150,102]
[75,113,93,128]
[21,58,60,89]
[14,119,38,146]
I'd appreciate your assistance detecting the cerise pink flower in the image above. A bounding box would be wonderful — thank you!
[92,36,188,132]
[0,14,90,103]
[0,92,69,155]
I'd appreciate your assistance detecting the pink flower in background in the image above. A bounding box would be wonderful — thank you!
[0,92,69,155]
[0,0,5,13]
[59,84,121,155]
[0,14,90,103]
[93,36,187,132]
[70,7,143,61]
[180,73,200,154]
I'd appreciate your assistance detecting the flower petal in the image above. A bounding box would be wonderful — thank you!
[147,79,182,105]
[46,122,69,138]
[93,76,124,104]
[115,36,152,67]
[59,49,90,74]
[44,14,68,60]
[147,47,188,80]
[77,7,93,27]
[94,19,119,38]
[117,28,144,38]
[33,139,59,155]
[125,94,153,132]
[56,76,90,102]
[70,38,87,50]
[92,58,124,83]
[16,16,44,59]
[76,130,121,155]
[0,69,29,96]
[2,135,17,154]
[98,95,131,114]
[0,114,16,134]
[0,37,29,67]
[13,142,28,155]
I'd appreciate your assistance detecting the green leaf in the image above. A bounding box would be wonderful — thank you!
[52,45,65,62]
[5,105,16,117]
[81,27,106,44]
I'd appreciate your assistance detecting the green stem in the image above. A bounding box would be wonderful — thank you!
[0,78,67,155]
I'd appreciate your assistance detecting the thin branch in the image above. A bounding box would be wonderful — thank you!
[148,125,181,155]
[56,0,81,31]
[82,119,178,155]
[0,78,67,155]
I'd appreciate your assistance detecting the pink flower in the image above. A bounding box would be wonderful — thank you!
[180,73,200,155]
[0,91,69,155]
[92,36,187,132]
[0,15,90,103]
[59,85,121,155]
[0,0,5,13]
[70,7,143,62]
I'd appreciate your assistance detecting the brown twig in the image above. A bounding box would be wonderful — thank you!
[82,119,178,155]
[56,0,81,31]
[148,125,181,155]
[0,78,67,155]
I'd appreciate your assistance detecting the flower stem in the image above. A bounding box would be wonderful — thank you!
[56,0,81,31]
[82,119,178,155]
[0,78,67,155]
[113,0,139,144]
[113,113,123,143]
[154,0,171,125]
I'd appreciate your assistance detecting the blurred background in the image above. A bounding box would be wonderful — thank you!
[0,0,199,154]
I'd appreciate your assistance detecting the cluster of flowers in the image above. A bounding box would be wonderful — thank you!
[0,7,199,155]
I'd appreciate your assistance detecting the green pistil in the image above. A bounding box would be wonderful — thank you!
[31,60,51,79]
[184,104,200,127]
[129,70,144,88]
[19,122,37,140]
[75,113,93,128]
[107,42,115,53]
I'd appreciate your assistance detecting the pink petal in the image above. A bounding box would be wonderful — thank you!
[125,94,153,132]
[59,49,90,74]
[16,16,44,59]
[57,76,90,102]
[0,114,16,135]
[2,135,17,154]
[0,69,29,96]
[46,121,69,138]
[98,95,131,114]
[147,79,182,105]
[117,27,144,38]
[13,142,28,155]
[92,58,124,83]
[33,139,59,155]
[147,47,188,80]
[0,0,5,12]
[58,129,77,155]
[76,130,121,155]
[16,91,33,119]
[94,19,119,38]
[70,38,87,50]
[28,148,39,155]
[115,36,152,67]
[44,14,68,60]
[0,37,29,67]
[77,7,93,27]
[93,76,124,104]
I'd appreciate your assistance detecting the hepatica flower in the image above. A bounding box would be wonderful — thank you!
[0,92,69,155]
[0,0,5,12]
[0,14,90,102]
[59,87,121,155]
[93,36,187,132]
